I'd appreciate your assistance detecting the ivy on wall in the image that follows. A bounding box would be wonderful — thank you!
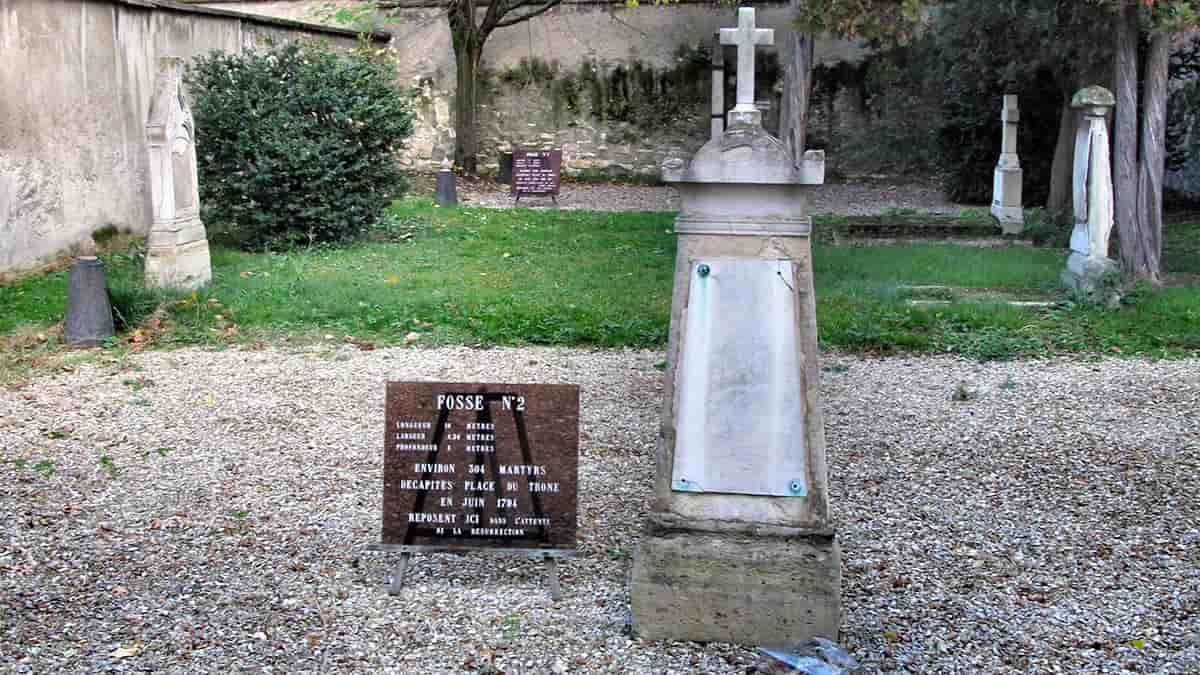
[481,45,713,132]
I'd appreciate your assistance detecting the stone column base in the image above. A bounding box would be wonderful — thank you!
[992,165,1024,234]
[630,528,841,646]
[990,204,1025,234]
[145,239,212,291]
[1061,252,1120,295]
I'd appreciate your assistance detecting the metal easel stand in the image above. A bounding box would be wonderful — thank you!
[367,544,573,601]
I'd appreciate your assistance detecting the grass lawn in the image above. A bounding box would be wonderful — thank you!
[2,198,1198,379]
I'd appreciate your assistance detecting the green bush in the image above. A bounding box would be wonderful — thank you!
[1023,208,1073,249]
[827,45,940,174]
[188,42,413,251]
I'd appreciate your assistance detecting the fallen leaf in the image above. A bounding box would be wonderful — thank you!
[110,643,141,659]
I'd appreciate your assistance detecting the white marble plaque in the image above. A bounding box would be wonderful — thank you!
[671,259,808,497]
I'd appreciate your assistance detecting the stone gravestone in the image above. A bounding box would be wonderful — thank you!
[630,7,840,647]
[991,94,1024,233]
[144,57,212,291]
[376,382,579,598]
[1062,85,1120,294]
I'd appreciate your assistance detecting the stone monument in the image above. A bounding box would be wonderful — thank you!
[144,57,212,291]
[1062,85,1120,294]
[991,94,1024,233]
[629,7,840,647]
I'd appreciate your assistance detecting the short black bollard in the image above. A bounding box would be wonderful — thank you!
[498,152,514,185]
[435,167,458,207]
[64,256,115,348]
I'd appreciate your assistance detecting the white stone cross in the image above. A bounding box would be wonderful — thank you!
[720,8,773,113]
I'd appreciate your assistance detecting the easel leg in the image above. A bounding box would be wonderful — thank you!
[545,555,561,601]
[388,552,412,596]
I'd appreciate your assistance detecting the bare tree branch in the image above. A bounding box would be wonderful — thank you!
[493,0,562,29]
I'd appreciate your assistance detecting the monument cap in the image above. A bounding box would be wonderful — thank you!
[1072,85,1116,109]
[662,127,824,185]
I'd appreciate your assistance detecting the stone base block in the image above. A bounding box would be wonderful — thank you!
[990,204,1025,234]
[630,529,841,646]
[145,239,212,291]
[1061,252,1120,295]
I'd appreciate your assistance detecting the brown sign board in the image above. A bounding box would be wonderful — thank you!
[382,382,579,551]
[511,150,562,198]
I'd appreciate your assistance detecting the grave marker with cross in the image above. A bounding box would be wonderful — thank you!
[633,5,839,649]
[719,7,774,124]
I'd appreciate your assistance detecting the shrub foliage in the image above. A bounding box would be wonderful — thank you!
[188,43,413,251]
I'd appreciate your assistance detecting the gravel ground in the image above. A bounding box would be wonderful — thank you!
[452,178,966,217]
[2,346,1198,673]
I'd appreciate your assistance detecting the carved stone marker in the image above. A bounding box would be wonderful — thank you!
[1062,85,1120,294]
[144,57,211,291]
[991,94,1024,233]
[377,382,579,597]
[630,7,840,647]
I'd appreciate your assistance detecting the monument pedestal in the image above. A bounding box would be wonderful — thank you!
[1061,251,1119,294]
[630,8,839,648]
[991,165,1024,233]
[145,215,212,290]
[145,238,212,290]
[632,517,840,645]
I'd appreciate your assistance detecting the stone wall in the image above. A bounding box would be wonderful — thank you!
[193,0,868,173]
[0,0,369,275]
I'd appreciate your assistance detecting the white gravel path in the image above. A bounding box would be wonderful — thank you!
[453,179,967,217]
[2,346,1198,673]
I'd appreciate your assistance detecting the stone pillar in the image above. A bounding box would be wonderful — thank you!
[630,7,840,647]
[144,57,212,291]
[711,32,724,141]
[1062,86,1120,294]
[991,94,1024,233]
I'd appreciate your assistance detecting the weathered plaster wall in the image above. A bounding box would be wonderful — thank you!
[0,0,365,274]
[194,0,868,172]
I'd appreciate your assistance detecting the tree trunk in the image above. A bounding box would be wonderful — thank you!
[452,44,482,175]
[1133,32,1170,284]
[1046,94,1076,213]
[779,2,813,165]
[1112,4,1140,269]
[448,6,484,176]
